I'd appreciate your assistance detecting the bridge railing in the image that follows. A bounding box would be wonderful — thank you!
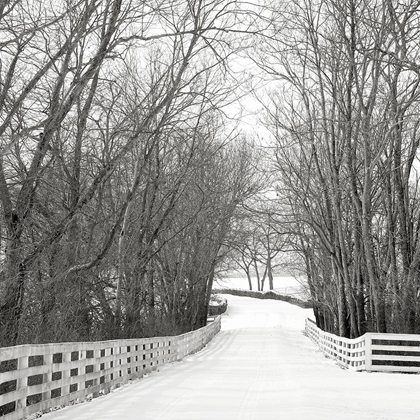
[305,318,420,373]
[0,317,221,420]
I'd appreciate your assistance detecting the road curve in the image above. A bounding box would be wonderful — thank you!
[42,295,420,420]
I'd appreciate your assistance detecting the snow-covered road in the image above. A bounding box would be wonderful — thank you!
[43,295,420,420]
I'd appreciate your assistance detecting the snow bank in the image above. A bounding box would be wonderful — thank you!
[216,288,312,308]
[214,275,309,300]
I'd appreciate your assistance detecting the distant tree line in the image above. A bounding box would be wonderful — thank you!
[255,0,420,337]
[227,203,286,292]
[0,0,262,347]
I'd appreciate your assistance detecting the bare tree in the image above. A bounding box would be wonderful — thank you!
[255,0,420,337]
[0,0,263,345]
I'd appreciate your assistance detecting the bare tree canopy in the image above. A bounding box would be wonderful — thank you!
[0,0,263,346]
[255,0,420,337]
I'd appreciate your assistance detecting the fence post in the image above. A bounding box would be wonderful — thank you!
[92,346,101,398]
[16,352,28,413]
[364,334,372,372]
[43,351,53,403]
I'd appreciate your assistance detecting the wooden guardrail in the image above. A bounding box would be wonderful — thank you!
[305,318,367,371]
[305,317,420,373]
[0,317,221,420]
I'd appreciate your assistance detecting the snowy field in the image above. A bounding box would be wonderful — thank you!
[213,276,309,299]
[42,295,420,420]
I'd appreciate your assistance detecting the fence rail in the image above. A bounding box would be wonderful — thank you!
[305,318,420,373]
[0,317,221,420]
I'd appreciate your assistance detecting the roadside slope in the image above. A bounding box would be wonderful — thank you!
[43,295,420,420]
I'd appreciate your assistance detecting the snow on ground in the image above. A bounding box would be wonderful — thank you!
[214,276,309,299]
[42,295,420,420]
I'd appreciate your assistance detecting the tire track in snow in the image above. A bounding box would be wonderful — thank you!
[233,328,268,420]
[148,328,240,420]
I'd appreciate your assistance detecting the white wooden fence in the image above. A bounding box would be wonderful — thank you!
[0,317,221,420]
[306,317,420,373]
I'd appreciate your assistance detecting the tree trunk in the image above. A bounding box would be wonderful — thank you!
[254,259,261,291]
[267,254,274,290]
